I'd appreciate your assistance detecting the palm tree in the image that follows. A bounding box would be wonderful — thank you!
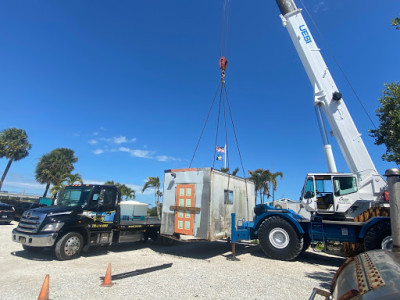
[50,173,83,198]
[104,180,116,185]
[119,184,136,200]
[0,128,32,190]
[35,148,78,197]
[104,181,136,200]
[64,173,83,185]
[142,177,161,219]
[270,171,283,201]
[248,169,272,205]
[220,167,239,176]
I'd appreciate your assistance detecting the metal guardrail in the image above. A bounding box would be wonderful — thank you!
[0,191,41,205]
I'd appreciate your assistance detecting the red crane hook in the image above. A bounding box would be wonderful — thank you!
[219,56,228,71]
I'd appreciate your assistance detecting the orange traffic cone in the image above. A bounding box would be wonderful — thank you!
[38,274,49,300]
[100,263,114,287]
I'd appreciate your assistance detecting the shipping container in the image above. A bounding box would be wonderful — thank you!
[161,168,255,241]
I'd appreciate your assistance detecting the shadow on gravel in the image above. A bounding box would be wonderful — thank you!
[11,248,55,261]
[305,269,337,290]
[150,240,257,260]
[250,246,345,267]
[82,240,258,260]
[297,251,345,267]
[100,263,173,282]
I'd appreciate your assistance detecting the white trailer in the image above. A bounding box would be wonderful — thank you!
[161,168,255,241]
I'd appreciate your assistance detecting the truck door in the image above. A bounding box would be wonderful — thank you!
[89,187,117,230]
[314,176,335,213]
[301,176,317,212]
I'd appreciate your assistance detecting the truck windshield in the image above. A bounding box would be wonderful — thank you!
[57,188,92,207]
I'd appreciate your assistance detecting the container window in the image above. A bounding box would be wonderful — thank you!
[178,220,183,229]
[186,199,191,207]
[224,190,233,204]
[179,198,184,206]
[179,188,185,196]
[186,188,192,196]
[185,211,190,218]
[185,221,190,230]
[178,211,183,218]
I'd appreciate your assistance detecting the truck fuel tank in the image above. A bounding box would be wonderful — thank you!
[330,250,400,299]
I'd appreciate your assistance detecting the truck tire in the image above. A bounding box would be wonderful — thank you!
[363,222,391,251]
[55,232,83,260]
[258,216,303,260]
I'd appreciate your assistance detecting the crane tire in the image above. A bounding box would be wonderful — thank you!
[302,235,311,253]
[258,216,303,261]
[55,232,83,260]
[363,222,391,251]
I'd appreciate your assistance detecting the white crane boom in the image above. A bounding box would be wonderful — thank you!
[275,0,386,200]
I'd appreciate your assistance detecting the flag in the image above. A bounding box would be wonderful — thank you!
[216,146,225,153]
[216,155,222,161]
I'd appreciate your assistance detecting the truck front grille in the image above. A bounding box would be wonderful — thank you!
[17,212,46,233]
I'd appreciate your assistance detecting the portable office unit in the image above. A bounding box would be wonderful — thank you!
[161,168,255,241]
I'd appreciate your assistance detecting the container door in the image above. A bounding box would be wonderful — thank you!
[175,184,195,235]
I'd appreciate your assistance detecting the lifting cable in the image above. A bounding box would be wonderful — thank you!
[298,0,377,130]
[188,0,250,235]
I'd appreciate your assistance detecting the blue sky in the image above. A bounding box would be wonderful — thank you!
[0,0,399,206]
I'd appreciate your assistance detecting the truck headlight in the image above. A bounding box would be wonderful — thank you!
[41,222,64,232]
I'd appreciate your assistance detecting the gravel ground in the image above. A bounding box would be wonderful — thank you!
[1,222,345,299]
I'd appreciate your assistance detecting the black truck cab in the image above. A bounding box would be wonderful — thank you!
[12,184,160,260]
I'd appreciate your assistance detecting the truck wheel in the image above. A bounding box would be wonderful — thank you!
[55,232,83,260]
[363,222,391,251]
[258,216,303,260]
[149,229,159,241]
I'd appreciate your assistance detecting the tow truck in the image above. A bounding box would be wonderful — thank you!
[12,184,160,260]
[230,0,391,260]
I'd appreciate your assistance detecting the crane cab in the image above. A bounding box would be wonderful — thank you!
[300,173,364,217]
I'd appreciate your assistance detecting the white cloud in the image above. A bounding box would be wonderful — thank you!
[84,179,146,194]
[119,147,153,158]
[93,149,104,155]
[88,139,98,145]
[99,137,112,143]
[312,1,328,13]
[113,136,127,144]
[84,179,106,185]
[156,155,177,162]
[3,181,46,191]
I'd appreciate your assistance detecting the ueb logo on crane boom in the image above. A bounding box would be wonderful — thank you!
[299,25,312,44]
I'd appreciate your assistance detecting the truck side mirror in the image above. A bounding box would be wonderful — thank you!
[98,190,105,207]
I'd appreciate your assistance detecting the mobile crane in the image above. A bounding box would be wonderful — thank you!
[231,0,391,260]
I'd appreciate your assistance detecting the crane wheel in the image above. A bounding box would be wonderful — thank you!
[258,216,303,261]
[344,207,390,257]
[364,222,391,252]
